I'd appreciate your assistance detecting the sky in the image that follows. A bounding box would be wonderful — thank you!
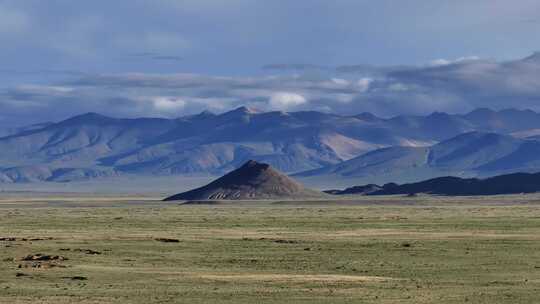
[1,0,540,128]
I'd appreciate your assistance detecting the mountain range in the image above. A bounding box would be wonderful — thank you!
[296,131,540,185]
[2,107,540,185]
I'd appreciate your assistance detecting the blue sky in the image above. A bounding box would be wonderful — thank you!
[1,0,540,127]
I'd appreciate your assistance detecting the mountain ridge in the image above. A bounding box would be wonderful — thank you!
[3,107,540,183]
[296,131,540,186]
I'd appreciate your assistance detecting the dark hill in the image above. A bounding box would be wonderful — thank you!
[163,160,325,201]
[324,184,382,195]
[328,172,540,196]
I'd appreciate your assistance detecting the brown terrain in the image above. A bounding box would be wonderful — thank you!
[163,160,326,201]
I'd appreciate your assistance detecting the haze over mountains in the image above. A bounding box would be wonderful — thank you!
[2,107,540,185]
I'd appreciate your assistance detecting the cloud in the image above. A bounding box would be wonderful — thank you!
[356,78,373,92]
[269,92,307,110]
[429,56,481,67]
[16,85,74,94]
[0,1,539,132]
[330,78,349,86]
[2,53,540,128]
[150,96,186,112]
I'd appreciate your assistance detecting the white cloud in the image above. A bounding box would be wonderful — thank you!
[430,59,452,66]
[388,83,408,92]
[151,96,186,112]
[333,93,355,103]
[429,56,480,66]
[356,78,373,92]
[331,78,349,86]
[17,85,75,95]
[269,92,307,110]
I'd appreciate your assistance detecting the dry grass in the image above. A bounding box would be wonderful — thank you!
[1,194,540,303]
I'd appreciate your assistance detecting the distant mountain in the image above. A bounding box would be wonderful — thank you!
[0,112,175,182]
[3,107,540,183]
[164,160,324,200]
[341,172,540,196]
[297,132,540,185]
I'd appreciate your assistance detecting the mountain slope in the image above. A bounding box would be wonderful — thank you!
[297,132,540,185]
[4,108,540,183]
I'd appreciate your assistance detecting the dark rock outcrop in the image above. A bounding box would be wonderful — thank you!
[328,172,540,196]
[324,184,382,195]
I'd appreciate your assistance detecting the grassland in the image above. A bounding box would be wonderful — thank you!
[1,194,540,303]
